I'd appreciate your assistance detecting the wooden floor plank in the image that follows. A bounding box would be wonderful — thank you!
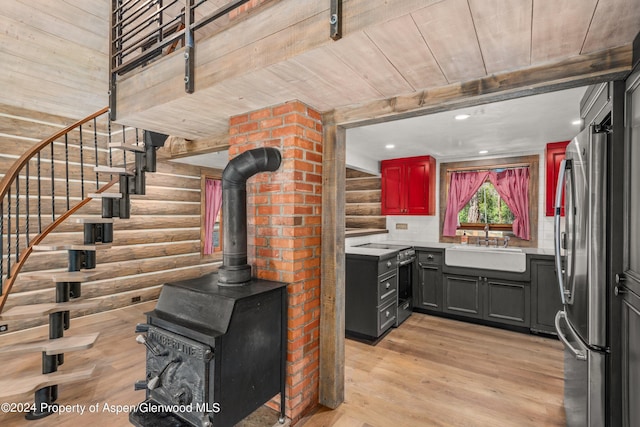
[0,304,565,426]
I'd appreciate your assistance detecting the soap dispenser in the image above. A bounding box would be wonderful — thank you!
[461,231,468,245]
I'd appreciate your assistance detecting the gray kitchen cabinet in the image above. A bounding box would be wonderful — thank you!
[621,289,640,427]
[530,257,562,334]
[442,272,530,327]
[484,278,530,327]
[618,67,640,427]
[443,274,483,319]
[414,250,443,312]
[345,253,398,339]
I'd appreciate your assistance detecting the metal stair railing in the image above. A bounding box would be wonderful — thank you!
[109,0,252,119]
[0,107,144,313]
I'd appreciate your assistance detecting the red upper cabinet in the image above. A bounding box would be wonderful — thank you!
[545,141,570,216]
[381,155,436,215]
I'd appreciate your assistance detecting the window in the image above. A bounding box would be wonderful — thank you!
[458,181,515,226]
[438,155,539,247]
[202,176,223,256]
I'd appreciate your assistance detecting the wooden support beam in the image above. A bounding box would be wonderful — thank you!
[319,112,345,409]
[333,44,634,128]
[164,133,230,159]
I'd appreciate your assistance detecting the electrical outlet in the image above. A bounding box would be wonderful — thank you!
[131,296,141,303]
[0,324,8,333]
[395,223,408,230]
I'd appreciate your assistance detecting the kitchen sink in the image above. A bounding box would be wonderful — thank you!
[444,245,526,272]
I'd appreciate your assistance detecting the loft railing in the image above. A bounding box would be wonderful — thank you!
[109,0,251,119]
[0,108,142,310]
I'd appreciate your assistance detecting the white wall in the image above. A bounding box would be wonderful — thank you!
[345,145,379,176]
[384,152,556,248]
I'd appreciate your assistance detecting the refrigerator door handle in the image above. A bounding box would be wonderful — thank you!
[554,159,567,305]
[555,311,587,361]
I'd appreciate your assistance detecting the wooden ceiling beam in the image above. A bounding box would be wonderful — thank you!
[332,44,633,128]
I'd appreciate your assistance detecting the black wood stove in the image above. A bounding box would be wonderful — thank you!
[129,148,287,427]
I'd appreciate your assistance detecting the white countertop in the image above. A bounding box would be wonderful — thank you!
[346,239,555,257]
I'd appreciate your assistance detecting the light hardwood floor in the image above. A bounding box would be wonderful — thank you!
[299,314,565,427]
[0,302,564,426]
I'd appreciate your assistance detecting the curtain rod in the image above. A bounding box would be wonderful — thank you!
[447,163,530,174]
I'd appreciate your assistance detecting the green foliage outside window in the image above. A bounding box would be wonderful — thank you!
[459,181,515,225]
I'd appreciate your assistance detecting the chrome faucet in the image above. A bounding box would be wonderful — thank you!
[503,236,511,248]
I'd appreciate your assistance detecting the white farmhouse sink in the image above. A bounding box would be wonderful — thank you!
[444,245,526,272]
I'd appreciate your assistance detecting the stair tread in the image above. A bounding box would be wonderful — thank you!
[94,166,134,175]
[33,243,110,251]
[88,192,123,199]
[109,142,145,152]
[74,217,115,224]
[23,271,98,282]
[0,333,100,356]
[0,365,96,399]
[0,300,101,320]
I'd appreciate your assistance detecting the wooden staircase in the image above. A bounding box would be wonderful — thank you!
[0,110,169,419]
[345,168,386,231]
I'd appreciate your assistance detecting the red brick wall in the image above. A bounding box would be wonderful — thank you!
[228,101,323,422]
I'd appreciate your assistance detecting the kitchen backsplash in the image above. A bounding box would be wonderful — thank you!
[383,214,556,249]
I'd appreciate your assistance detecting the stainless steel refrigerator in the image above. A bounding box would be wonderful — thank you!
[554,126,608,426]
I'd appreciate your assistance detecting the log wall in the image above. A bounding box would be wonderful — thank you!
[0,110,221,333]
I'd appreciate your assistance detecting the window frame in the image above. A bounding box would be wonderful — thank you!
[439,154,539,247]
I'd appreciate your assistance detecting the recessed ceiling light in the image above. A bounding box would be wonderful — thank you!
[479,150,489,155]
[572,119,582,126]
[455,114,470,120]
[385,144,395,149]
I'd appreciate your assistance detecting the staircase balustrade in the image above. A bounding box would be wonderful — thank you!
[0,108,146,311]
[0,106,167,419]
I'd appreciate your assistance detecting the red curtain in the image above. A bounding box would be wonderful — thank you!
[443,171,490,236]
[204,178,223,255]
[488,168,530,240]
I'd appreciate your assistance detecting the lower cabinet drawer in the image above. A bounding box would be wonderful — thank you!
[378,273,397,303]
[378,299,397,335]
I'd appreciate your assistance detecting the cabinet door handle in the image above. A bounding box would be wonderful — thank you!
[386,282,391,289]
[427,254,434,260]
[615,273,627,296]
[386,261,392,268]
[385,311,390,318]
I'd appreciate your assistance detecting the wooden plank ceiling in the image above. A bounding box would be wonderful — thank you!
[1,0,639,144]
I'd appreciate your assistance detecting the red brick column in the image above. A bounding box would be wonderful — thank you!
[228,101,322,422]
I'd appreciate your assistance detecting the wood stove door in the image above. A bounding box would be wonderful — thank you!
[144,326,215,426]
